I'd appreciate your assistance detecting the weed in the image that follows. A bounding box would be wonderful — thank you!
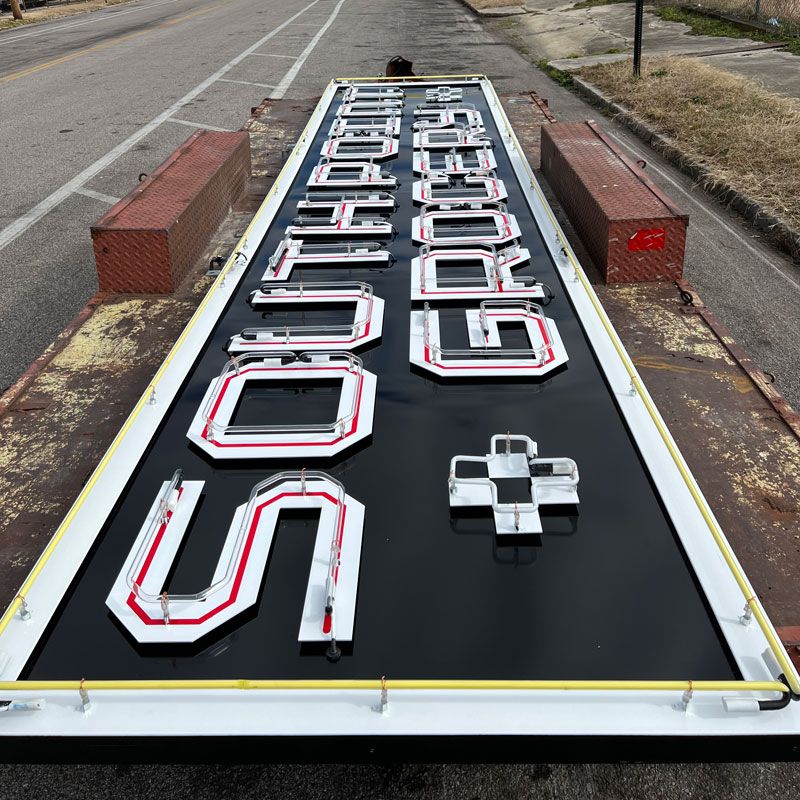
[654,5,792,46]
[536,59,574,86]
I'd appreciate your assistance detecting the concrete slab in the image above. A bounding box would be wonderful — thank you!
[703,48,800,98]
[550,42,787,71]
[524,0,577,11]
[478,5,528,16]
[549,53,629,70]
[459,0,527,15]
[507,2,766,61]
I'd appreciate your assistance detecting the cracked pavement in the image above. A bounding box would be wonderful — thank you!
[508,1,765,61]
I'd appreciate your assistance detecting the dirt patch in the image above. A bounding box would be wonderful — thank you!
[577,55,800,230]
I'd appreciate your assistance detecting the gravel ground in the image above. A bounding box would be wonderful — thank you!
[1,762,799,799]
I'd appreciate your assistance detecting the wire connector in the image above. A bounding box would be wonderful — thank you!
[17,595,31,621]
[740,597,755,626]
[681,681,693,712]
[79,679,91,714]
[374,675,388,715]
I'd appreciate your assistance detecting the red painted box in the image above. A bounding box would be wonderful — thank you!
[540,120,688,283]
[91,130,251,293]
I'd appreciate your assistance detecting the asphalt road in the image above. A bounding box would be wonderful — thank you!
[0,761,798,799]
[1,0,799,408]
[0,0,799,793]
[0,0,534,392]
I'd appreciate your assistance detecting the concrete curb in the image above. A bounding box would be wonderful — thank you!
[456,0,527,17]
[570,75,800,261]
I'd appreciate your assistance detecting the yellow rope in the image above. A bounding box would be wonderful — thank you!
[0,679,787,694]
[333,73,484,83]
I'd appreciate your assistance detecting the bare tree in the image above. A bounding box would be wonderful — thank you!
[10,0,24,22]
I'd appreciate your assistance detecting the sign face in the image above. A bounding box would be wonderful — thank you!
[105,473,365,644]
[0,77,796,753]
[628,227,666,251]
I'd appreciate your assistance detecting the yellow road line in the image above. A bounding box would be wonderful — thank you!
[0,1,229,86]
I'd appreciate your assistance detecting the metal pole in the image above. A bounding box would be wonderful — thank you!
[633,0,645,78]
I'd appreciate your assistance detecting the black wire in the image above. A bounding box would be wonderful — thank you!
[758,675,796,711]
[674,280,694,306]
[538,282,555,306]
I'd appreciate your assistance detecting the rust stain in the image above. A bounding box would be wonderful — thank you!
[0,292,107,420]
[676,279,800,439]
[633,354,754,394]
[590,281,800,627]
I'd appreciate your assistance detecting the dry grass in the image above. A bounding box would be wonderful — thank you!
[0,0,132,31]
[0,18,28,30]
[578,56,800,230]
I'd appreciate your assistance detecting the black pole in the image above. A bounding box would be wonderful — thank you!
[633,0,644,78]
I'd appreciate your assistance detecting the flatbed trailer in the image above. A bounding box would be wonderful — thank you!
[0,76,798,760]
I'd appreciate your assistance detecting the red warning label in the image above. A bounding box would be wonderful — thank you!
[628,227,666,251]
